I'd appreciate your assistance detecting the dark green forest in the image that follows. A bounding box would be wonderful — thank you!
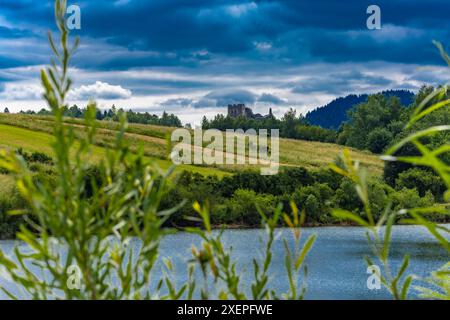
[304,90,414,129]
[1,148,446,238]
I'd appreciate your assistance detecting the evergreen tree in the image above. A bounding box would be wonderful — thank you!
[201,116,209,129]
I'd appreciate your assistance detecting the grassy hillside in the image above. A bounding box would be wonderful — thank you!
[0,174,14,194]
[0,123,227,178]
[0,113,384,175]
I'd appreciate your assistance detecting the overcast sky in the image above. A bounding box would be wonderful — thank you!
[1,0,450,125]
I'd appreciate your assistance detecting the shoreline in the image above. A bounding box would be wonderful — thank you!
[1,222,449,241]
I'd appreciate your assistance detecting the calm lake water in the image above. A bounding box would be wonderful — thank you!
[0,225,448,300]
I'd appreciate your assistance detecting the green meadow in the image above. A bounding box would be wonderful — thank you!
[0,122,227,178]
[0,113,384,176]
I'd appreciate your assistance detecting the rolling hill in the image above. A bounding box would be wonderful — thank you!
[0,113,384,176]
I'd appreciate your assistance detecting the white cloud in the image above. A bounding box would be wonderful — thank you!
[68,81,132,100]
[347,24,425,43]
[0,83,42,100]
[0,15,13,28]
[2,60,449,124]
[226,2,258,17]
[254,41,272,51]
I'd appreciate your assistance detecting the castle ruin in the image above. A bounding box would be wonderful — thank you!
[227,104,273,119]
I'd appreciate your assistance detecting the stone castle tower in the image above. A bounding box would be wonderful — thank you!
[227,104,247,117]
[227,104,273,119]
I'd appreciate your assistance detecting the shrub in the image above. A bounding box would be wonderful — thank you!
[382,142,417,186]
[82,165,103,198]
[227,189,277,226]
[0,190,25,239]
[294,124,337,143]
[293,183,333,222]
[17,148,54,165]
[304,194,320,221]
[391,188,435,212]
[395,168,446,200]
[368,180,391,220]
[332,179,362,212]
[218,168,313,196]
[367,127,393,153]
[311,168,343,190]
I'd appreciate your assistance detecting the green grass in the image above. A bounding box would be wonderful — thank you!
[0,174,14,194]
[0,123,227,178]
[279,137,383,175]
[0,114,384,175]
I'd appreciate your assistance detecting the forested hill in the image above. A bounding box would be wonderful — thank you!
[305,90,415,129]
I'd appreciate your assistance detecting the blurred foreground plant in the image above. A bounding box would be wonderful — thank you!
[0,0,317,300]
[330,149,414,300]
[180,201,315,300]
[330,45,449,299]
[383,81,450,299]
[0,0,177,299]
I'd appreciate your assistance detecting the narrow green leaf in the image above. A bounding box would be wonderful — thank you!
[331,209,369,227]
[295,234,317,270]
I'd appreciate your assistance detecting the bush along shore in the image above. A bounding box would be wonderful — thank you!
[1,147,447,239]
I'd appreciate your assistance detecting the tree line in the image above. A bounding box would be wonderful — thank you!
[201,109,337,143]
[1,156,446,239]
[4,105,183,127]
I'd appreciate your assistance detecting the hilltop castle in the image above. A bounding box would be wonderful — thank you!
[227,104,273,120]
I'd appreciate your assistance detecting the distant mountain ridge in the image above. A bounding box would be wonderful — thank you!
[305,90,415,129]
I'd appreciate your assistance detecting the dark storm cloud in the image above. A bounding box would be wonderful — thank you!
[1,0,450,70]
[0,55,25,68]
[291,70,394,94]
[0,26,34,38]
[1,0,450,114]
[160,98,193,107]
[258,93,285,104]
[190,90,288,108]
[193,89,257,108]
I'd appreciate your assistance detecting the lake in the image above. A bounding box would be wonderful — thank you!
[0,224,448,299]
